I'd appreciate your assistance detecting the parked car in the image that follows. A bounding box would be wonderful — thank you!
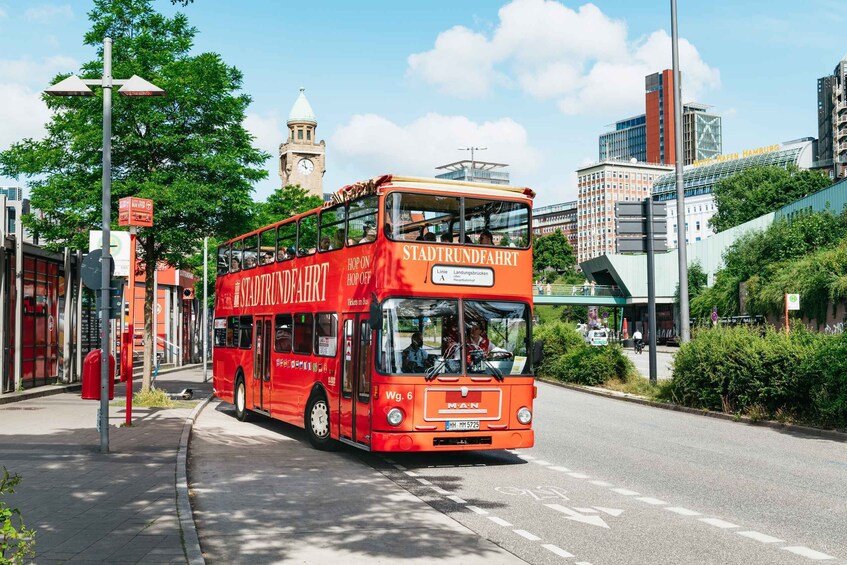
[585,329,608,347]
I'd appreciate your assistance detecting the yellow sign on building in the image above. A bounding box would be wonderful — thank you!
[693,144,781,167]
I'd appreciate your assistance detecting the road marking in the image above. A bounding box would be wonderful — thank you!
[532,460,552,465]
[404,471,419,477]
[467,505,488,515]
[666,507,701,516]
[542,544,574,558]
[430,486,450,495]
[488,516,513,527]
[574,507,596,513]
[416,478,432,486]
[699,518,739,529]
[550,466,571,472]
[518,454,536,460]
[546,504,610,529]
[447,495,467,504]
[636,497,667,505]
[590,480,613,487]
[611,488,640,496]
[567,472,590,479]
[736,531,783,544]
[781,546,835,560]
[593,506,624,517]
[513,529,541,541]
[575,562,593,565]
[392,463,406,471]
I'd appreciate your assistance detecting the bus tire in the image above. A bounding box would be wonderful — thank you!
[305,393,335,451]
[234,375,250,422]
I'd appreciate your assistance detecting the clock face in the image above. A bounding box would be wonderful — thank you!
[298,158,314,176]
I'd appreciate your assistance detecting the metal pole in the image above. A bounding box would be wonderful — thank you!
[671,0,690,343]
[202,236,208,382]
[646,198,658,385]
[153,267,158,373]
[125,225,136,425]
[99,37,113,453]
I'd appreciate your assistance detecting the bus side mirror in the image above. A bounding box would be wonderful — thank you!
[533,340,544,365]
[369,297,382,331]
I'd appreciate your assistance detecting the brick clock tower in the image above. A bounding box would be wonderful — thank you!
[279,88,325,197]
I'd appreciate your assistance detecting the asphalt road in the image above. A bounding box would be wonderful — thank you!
[190,383,847,564]
[620,346,675,380]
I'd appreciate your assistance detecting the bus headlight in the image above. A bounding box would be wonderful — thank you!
[517,407,532,425]
[387,408,404,427]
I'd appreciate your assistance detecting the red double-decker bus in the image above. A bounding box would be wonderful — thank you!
[213,174,537,452]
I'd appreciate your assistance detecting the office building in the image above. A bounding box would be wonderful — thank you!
[645,69,678,165]
[816,55,847,178]
[652,138,816,247]
[682,103,722,164]
[576,159,673,264]
[533,201,578,249]
[435,160,510,185]
[599,115,647,162]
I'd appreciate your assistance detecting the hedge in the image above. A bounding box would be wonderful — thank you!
[534,322,634,386]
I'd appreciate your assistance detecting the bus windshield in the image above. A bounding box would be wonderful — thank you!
[378,298,531,376]
[385,192,530,247]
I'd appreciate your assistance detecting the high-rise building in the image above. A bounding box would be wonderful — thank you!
[682,103,722,164]
[598,115,646,162]
[435,161,510,185]
[575,159,673,264]
[600,71,721,166]
[645,69,678,165]
[816,55,847,178]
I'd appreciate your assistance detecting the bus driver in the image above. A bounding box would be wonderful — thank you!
[402,332,427,372]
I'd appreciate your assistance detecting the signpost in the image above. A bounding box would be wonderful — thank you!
[118,196,153,425]
[785,293,800,335]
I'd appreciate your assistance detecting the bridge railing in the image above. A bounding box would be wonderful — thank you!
[533,284,623,297]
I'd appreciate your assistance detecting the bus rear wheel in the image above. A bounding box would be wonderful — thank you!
[234,376,249,422]
[305,394,335,451]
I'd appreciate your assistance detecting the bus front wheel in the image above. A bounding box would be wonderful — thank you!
[234,376,249,422]
[305,394,335,451]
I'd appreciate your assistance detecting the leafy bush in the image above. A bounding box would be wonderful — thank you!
[660,325,847,428]
[800,331,847,427]
[132,388,176,408]
[532,322,584,378]
[549,344,633,386]
[1,467,35,563]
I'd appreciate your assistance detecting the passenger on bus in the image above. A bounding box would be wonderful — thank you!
[319,237,331,251]
[244,255,257,268]
[479,230,494,245]
[230,258,240,271]
[422,232,437,242]
[332,229,345,249]
[402,332,427,372]
[440,232,454,243]
[360,222,376,243]
[467,322,491,351]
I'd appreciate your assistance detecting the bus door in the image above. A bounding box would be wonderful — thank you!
[253,315,272,412]
[339,314,372,446]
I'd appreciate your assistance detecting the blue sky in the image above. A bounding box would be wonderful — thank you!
[0,0,844,207]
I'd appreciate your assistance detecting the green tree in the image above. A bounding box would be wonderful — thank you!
[675,261,708,305]
[0,467,36,563]
[533,231,576,278]
[709,165,831,232]
[253,184,323,229]
[0,0,268,390]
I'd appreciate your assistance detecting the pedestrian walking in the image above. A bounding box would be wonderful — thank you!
[545,282,552,295]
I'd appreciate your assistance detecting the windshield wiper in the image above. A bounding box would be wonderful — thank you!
[425,343,459,381]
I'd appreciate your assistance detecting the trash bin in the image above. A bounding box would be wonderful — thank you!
[81,349,115,400]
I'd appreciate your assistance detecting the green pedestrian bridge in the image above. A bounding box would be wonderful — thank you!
[533,284,627,306]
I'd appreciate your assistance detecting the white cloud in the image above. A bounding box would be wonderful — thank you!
[0,55,78,86]
[25,4,73,23]
[0,83,51,150]
[331,112,543,176]
[0,7,7,19]
[243,110,285,200]
[408,0,719,115]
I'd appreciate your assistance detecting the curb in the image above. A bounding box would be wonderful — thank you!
[538,378,847,442]
[0,363,205,405]
[176,393,212,565]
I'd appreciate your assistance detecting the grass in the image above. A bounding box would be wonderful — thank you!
[601,376,661,399]
[110,388,198,409]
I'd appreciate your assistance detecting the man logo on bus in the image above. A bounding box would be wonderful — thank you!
[233,281,240,308]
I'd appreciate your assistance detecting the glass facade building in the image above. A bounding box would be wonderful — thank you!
[598,115,647,162]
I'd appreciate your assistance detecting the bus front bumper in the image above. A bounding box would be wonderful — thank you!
[369,429,534,452]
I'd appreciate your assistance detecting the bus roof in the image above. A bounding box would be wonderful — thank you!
[385,175,536,199]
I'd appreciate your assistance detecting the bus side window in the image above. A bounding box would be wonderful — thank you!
[319,205,346,252]
[314,313,338,357]
[277,222,296,261]
[214,318,227,347]
[242,233,258,269]
[274,314,292,353]
[226,316,238,347]
[259,228,275,266]
[293,313,314,354]
[239,316,253,349]
[230,239,243,272]
[298,215,318,256]
[347,195,378,245]
[217,245,230,276]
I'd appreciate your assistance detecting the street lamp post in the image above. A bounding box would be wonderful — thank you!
[46,37,164,453]
[458,146,487,182]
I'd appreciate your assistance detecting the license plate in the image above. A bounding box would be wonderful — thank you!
[446,420,480,431]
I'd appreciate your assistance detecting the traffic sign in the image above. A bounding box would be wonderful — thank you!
[81,249,114,290]
[786,293,800,311]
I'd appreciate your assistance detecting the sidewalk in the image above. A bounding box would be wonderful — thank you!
[0,366,212,564]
